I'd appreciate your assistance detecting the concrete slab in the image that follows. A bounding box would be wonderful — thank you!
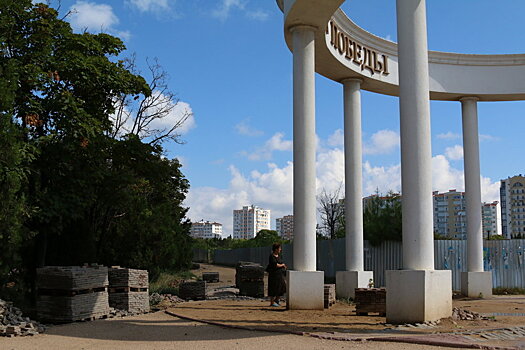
[335,270,374,299]
[386,270,452,324]
[286,270,324,310]
[461,271,493,298]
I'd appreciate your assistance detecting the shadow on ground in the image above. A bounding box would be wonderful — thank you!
[45,313,281,342]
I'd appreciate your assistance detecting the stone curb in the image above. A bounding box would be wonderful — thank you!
[164,310,518,349]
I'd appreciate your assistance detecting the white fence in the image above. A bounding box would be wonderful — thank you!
[197,239,525,290]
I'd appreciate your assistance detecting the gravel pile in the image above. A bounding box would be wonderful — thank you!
[149,293,185,306]
[452,307,487,321]
[0,299,45,337]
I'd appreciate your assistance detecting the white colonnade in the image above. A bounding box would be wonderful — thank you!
[335,79,373,299]
[460,97,493,297]
[384,0,452,323]
[287,25,324,310]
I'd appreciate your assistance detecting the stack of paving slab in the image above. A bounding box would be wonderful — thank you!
[354,288,386,316]
[108,267,150,314]
[236,262,264,298]
[202,272,219,283]
[324,284,336,309]
[179,281,206,300]
[36,265,109,323]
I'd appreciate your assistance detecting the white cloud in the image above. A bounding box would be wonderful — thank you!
[480,134,499,142]
[246,9,269,21]
[69,1,130,40]
[327,129,344,147]
[437,132,461,140]
[445,145,464,161]
[127,0,170,13]
[187,129,502,237]
[243,132,292,161]
[211,0,269,21]
[235,119,263,137]
[364,129,400,155]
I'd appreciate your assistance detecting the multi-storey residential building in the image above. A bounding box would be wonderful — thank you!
[233,205,270,239]
[482,201,501,238]
[433,190,467,239]
[190,220,222,239]
[500,175,525,238]
[276,215,294,240]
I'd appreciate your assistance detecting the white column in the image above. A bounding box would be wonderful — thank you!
[343,78,364,271]
[396,0,434,270]
[291,25,317,272]
[461,97,483,272]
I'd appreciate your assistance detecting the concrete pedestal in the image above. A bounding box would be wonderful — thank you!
[286,270,324,310]
[461,271,493,298]
[335,270,374,299]
[386,270,452,324]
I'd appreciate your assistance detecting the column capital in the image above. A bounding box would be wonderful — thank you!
[459,96,479,103]
[341,78,363,86]
[289,24,317,33]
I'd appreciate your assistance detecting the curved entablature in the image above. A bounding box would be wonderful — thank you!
[278,0,525,101]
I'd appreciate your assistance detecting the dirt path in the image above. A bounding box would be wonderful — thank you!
[0,311,452,350]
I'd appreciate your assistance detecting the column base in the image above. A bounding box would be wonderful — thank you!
[335,270,374,299]
[386,270,452,324]
[461,271,493,298]
[286,270,324,310]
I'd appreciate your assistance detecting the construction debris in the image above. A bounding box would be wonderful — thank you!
[452,307,488,321]
[0,299,45,337]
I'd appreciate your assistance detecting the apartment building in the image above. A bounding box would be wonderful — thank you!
[500,175,525,238]
[276,215,294,240]
[482,201,501,238]
[233,205,270,239]
[190,220,222,239]
[433,189,467,239]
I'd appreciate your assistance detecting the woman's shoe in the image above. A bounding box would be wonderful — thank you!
[270,303,280,307]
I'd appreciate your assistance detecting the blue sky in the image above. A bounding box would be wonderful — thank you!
[54,0,525,235]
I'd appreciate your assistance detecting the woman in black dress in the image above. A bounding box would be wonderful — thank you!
[267,243,287,307]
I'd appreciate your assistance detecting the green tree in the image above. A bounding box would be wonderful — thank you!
[363,190,402,246]
[0,0,193,296]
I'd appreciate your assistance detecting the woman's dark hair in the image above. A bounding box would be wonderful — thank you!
[272,243,281,252]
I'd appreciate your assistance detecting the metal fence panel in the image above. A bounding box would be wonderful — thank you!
[208,239,525,289]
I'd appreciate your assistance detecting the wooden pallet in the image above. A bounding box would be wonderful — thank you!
[354,288,386,316]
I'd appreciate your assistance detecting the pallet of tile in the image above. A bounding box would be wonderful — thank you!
[235,263,264,287]
[179,281,206,300]
[238,280,264,298]
[108,267,148,288]
[354,288,386,316]
[109,292,150,314]
[324,284,336,309]
[202,272,219,283]
[37,290,109,323]
[36,266,108,291]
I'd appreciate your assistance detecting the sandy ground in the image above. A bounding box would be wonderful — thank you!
[0,311,453,350]
[1,263,524,349]
[189,264,525,335]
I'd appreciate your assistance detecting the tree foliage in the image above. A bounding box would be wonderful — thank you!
[193,230,288,251]
[0,0,192,302]
[363,190,402,246]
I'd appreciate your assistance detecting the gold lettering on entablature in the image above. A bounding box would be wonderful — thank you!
[326,21,389,76]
